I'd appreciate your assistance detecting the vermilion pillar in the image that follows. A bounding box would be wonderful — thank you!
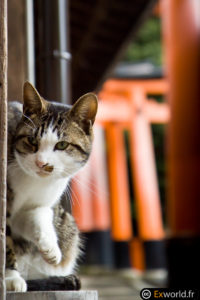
[162,0,200,287]
[129,87,164,241]
[106,123,133,241]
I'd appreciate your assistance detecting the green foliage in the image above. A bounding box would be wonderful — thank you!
[151,124,166,221]
[124,124,167,226]
[123,17,162,66]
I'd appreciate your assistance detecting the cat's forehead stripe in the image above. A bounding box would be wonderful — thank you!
[40,126,59,147]
[51,113,65,138]
[35,111,65,139]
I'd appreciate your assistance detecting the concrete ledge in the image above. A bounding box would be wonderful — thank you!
[7,290,98,300]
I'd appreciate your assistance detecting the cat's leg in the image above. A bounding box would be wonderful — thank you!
[11,207,62,265]
[24,208,81,291]
[6,269,27,292]
[6,183,27,291]
[52,206,81,290]
[6,236,27,292]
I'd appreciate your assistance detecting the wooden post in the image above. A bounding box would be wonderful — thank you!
[162,0,200,287]
[0,0,8,299]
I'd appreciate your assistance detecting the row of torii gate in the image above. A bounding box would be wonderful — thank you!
[72,78,168,271]
[72,0,200,287]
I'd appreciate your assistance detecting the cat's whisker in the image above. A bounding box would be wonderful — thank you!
[64,186,72,210]
[7,161,19,170]
[22,113,36,129]
[7,159,17,164]
[53,166,107,199]
[63,181,73,204]
[73,174,104,191]
[22,121,34,130]
[71,176,108,199]
[68,184,81,209]
[67,185,75,207]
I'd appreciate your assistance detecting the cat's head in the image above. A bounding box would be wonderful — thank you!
[14,82,98,179]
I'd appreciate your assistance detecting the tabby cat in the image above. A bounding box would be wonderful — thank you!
[6,82,98,292]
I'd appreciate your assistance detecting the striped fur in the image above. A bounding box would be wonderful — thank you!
[6,82,98,292]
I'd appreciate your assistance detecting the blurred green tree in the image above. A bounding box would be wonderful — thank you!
[123,16,162,66]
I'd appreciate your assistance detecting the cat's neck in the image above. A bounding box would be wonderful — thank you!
[8,162,69,215]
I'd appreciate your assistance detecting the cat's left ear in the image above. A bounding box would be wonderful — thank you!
[23,81,48,115]
[70,93,98,128]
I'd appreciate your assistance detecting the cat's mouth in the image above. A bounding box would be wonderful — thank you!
[36,170,51,177]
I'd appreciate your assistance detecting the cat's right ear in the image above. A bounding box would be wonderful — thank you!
[23,81,48,115]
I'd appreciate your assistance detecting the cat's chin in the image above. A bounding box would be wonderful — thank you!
[36,171,52,178]
[36,170,68,180]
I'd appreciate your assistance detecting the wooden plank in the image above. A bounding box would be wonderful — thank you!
[7,291,98,300]
[0,0,8,299]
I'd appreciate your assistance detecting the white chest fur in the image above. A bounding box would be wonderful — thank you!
[7,165,76,280]
[8,163,69,269]
[8,165,68,216]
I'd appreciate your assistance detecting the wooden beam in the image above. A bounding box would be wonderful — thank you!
[0,0,8,299]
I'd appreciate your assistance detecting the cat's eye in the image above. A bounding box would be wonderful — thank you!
[55,141,68,151]
[28,136,38,146]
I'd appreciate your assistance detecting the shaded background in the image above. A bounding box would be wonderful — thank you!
[6,0,200,298]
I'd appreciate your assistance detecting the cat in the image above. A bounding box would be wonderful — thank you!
[6,81,98,292]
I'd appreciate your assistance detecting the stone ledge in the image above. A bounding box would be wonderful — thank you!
[7,290,98,300]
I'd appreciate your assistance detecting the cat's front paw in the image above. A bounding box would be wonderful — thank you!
[41,245,62,265]
[6,270,27,292]
[39,240,62,265]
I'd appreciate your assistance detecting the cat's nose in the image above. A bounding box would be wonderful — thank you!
[35,160,54,173]
[35,159,47,169]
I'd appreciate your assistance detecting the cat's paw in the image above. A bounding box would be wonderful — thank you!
[6,270,27,292]
[39,240,62,265]
[41,246,62,265]
[6,277,27,292]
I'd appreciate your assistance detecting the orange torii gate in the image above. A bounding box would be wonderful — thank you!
[72,78,170,269]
